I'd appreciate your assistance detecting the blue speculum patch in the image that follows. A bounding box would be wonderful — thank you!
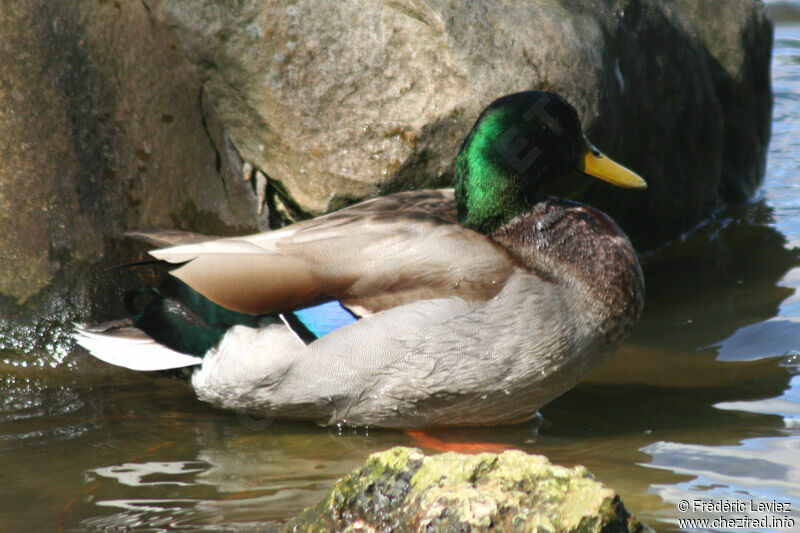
[291,300,359,339]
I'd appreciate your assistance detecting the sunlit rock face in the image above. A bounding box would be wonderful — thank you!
[0,0,771,340]
[148,0,771,246]
[0,2,261,339]
[285,446,652,532]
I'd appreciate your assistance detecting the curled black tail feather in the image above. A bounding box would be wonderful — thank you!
[125,277,275,356]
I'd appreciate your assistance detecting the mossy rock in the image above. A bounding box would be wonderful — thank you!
[285,447,652,532]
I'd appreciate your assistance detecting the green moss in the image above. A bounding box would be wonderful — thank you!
[285,447,653,532]
[286,447,425,532]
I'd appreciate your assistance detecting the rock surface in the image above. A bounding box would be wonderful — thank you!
[146,0,772,246]
[285,446,652,532]
[675,0,773,203]
[0,1,263,342]
[0,1,773,345]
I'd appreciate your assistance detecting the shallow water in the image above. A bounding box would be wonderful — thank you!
[3,9,800,533]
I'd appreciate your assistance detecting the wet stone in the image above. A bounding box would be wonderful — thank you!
[285,446,653,532]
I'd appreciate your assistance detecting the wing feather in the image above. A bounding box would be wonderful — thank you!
[148,189,518,315]
[169,252,321,315]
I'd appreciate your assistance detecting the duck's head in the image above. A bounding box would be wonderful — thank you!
[454,91,646,234]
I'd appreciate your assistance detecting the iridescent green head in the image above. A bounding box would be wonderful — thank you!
[454,91,646,234]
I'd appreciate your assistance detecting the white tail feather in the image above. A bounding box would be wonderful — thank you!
[73,323,202,371]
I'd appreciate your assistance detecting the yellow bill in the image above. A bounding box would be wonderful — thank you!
[579,136,647,189]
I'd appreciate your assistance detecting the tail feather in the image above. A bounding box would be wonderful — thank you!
[74,270,359,372]
[127,277,271,356]
[73,322,202,371]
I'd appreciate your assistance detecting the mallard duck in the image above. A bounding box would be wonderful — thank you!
[75,91,646,428]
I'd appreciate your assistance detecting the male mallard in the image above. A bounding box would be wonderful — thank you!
[75,91,646,428]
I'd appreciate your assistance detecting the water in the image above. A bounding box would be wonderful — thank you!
[3,8,800,533]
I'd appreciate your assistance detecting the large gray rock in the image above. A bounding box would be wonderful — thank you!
[146,0,772,245]
[285,447,652,532]
[686,0,773,201]
[0,1,262,341]
[0,1,773,347]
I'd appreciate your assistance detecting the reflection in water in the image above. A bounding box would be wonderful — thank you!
[92,461,208,487]
[717,373,800,427]
[2,9,800,533]
[626,10,800,530]
[644,436,800,530]
[638,200,797,359]
[716,319,800,361]
[67,421,391,531]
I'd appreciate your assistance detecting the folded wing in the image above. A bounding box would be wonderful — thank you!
[148,190,519,316]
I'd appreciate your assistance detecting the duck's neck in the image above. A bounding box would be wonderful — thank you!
[455,175,539,235]
[454,128,541,235]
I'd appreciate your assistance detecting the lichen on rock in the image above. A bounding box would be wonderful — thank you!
[285,447,652,532]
